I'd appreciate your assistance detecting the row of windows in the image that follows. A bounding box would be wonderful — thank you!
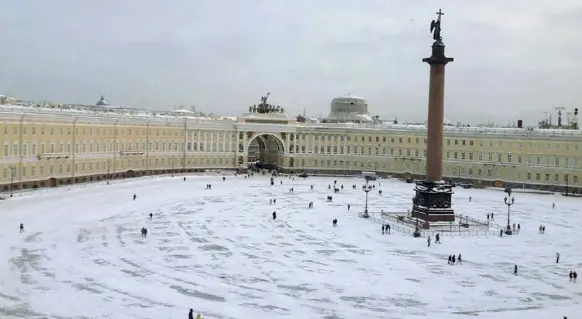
[1,125,187,137]
[289,141,582,159]
[4,124,582,157]
[446,152,581,168]
[289,145,423,156]
[2,141,239,156]
[4,139,582,170]
[448,166,580,184]
[447,138,580,151]
[3,121,581,151]
[2,157,235,180]
[288,145,582,169]
[291,159,582,185]
[293,134,581,152]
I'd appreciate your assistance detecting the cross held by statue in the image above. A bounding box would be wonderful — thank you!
[436,9,444,19]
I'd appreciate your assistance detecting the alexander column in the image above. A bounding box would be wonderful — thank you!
[411,9,455,223]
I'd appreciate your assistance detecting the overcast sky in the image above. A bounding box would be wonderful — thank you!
[1,0,581,125]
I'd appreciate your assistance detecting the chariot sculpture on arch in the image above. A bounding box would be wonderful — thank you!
[249,92,285,114]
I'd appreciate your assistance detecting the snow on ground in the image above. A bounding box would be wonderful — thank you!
[0,175,580,319]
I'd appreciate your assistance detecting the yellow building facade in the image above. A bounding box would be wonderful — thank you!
[1,105,581,193]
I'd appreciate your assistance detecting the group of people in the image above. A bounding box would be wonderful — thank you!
[448,254,462,265]
[569,271,578,282]
[426,233,442,247]
[511,223,522,234]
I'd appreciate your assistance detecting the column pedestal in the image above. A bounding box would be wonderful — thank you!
[412,180,454,222]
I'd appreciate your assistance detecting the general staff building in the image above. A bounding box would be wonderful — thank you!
[1,94,581,193]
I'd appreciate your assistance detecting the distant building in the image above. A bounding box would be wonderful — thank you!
[96,95,108,106]
[323,94,374,123]
[0,94,581,193]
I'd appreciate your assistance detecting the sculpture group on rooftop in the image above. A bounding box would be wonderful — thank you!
[248,92,285,114]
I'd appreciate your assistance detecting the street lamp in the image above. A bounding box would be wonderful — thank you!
[565,172,569,196]
[363,180,373,218]
[106,160,111,183]
[9,165,15,197]
[503,187,515,235]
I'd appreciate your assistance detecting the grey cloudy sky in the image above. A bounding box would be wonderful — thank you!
[1,0,581,125]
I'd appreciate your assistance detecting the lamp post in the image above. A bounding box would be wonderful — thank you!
[9,165,15,197]
[504,187,515,235]
[457,166,461,182]
[565,172,569,196]
[363,180,373,218]
[106,160,111,183]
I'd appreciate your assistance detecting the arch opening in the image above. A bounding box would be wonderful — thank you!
[246,133,286,171]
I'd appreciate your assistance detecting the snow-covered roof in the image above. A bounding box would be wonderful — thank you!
[173,109,192,113]
[332,94,365,100]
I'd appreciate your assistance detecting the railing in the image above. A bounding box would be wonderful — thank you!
[0,105,234,126]
[456,214,489,227]
[37,153,71,160]
[421,229,499,237]
[358,212,416,236]
[378,211,498,237]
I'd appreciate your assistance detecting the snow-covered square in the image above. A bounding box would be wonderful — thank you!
[0,174,580,319]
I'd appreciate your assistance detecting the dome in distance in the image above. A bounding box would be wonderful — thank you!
[96,95,108,106]
[324,93,372,123]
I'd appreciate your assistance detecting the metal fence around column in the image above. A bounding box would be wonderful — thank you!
[359,211,499,237]
[358,211,416,236]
